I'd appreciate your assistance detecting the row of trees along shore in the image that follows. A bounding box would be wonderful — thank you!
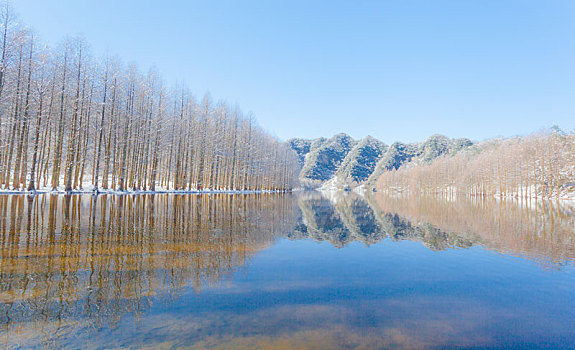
[0,4,300,193]
[376,131,575,199]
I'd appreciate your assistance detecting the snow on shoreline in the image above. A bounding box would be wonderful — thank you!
[0,188,291,196]
[317,184,575,203]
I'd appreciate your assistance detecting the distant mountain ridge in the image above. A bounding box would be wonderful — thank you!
[288,133,473,189]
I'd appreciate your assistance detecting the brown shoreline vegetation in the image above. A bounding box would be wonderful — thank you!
[376,131,575,200]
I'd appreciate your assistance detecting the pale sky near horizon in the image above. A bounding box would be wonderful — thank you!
[15,0,575,143]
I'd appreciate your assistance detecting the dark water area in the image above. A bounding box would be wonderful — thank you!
[0,192,574,349]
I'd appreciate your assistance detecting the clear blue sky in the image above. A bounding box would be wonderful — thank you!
[16,0,575,143]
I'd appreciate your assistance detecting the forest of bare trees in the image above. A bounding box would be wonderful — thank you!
[377,131,575,199]
[0,4,299,193]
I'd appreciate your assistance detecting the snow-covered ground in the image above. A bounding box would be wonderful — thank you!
[0,179,289,195]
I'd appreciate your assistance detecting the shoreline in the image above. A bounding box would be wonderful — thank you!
[0,188,293,196]
[317,186,575,203]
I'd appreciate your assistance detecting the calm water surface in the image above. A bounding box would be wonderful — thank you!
[0,192,574,349]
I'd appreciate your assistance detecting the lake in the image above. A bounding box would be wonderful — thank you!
[0,192,574,349]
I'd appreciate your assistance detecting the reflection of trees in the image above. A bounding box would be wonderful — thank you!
[0,193,299,347]
[293,192,575,264]
[371,193,575,264]
[1,192,573,347]
[363,193,481,250]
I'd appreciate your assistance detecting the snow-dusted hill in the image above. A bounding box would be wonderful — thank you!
[288,133,473,190]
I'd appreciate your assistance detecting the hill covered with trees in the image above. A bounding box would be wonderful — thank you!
[0,5,300,193]
[296,133,356,187]
[289,133,473,190]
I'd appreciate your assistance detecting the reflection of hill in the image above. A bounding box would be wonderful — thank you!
[293,192,575,265]
[292,192,388,247]
[331,192,384,245]
[293,192,480,249]
[295,194,350,247]
[0,194,299,347]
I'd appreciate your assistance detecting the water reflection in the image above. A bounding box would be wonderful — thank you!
[368,193,575,264]
[294,191,575,264]
[0,194,298,347]
[0,192,573,348]
[293,192,384,247]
